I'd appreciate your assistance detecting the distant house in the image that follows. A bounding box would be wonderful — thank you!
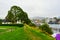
[58,21,60,24]
[31,19,41,26]
[31,17,47,26]
[48,18,57,24]
[57,19,60,24]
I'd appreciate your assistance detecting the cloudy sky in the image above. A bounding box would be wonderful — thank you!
[0,0,60,19]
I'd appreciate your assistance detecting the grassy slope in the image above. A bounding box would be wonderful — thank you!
[0,25,55,40]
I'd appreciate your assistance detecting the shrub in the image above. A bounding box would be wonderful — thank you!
[39,23,53,35]
[29,23,36,27]
[0,24,24,27]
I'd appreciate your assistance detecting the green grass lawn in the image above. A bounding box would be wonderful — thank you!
[0,25,55,40]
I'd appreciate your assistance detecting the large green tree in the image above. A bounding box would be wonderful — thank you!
[6,11,14,23]
[6,6,31,24]
[18,12,31,24]
[0,19,2,24]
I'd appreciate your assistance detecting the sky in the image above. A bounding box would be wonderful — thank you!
[0,0,60,19]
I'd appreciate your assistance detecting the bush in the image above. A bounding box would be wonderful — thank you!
[29,23,36,27]
[0,24,24,27]
[39,23,53,35]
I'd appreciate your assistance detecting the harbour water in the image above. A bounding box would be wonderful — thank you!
[49,24,60,33]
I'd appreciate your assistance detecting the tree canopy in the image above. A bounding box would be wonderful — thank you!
[0,19,2,24]
[6,6,31,24]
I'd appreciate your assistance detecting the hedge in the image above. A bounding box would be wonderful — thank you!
[0,24,24,27]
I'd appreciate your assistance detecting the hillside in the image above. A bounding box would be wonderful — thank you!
[0,25,55,40]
